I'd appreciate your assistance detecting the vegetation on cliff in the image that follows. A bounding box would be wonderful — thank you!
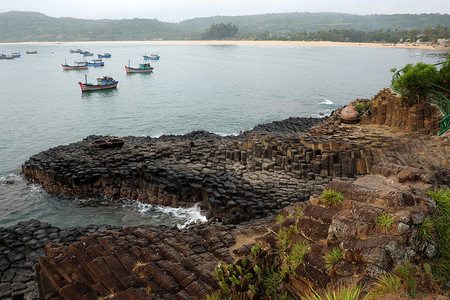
[206,188,450,299]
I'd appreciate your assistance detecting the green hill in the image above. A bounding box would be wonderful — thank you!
[0,11,449,42]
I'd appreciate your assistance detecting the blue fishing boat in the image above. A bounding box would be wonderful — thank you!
[86,59,104,67]
[98,53,111,58]
[11,52,21,58]
[143,54,160,60]
[0,53,15,60]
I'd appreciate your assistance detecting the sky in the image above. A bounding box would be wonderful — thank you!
[1,0,449,22]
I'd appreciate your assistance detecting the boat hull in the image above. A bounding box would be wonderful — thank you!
[143,56,160,60]
[125,66,154,73]
[78,81,118,91]
[86,62,104,67]
[62,64,88,70]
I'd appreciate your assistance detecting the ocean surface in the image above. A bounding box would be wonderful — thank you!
[0,42,444,228]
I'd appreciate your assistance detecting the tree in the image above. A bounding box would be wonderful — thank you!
[201,23,239,40]
[392,62,441,105]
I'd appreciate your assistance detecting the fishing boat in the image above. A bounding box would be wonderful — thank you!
[143,54,160,60]
[61,60,88,70]
[82,52,94,57]
[70,49,83,53]
[78,75,118,92]
[0,54,15,60]
[125,60,154,73]
[26,50,37,54]
[86,59,104,67]
[98,53,111,58]
[11,52,21,58]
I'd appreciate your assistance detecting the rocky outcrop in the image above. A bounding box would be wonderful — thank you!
[35,221,268,300]
[268,171,439,296]
[0,220,116,300]
[22,117,375,225]
[360,88,443,134]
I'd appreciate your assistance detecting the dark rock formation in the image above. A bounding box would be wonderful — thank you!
[0,220,116,300]
[24,117,371,225]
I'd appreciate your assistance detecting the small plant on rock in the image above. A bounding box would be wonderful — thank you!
[296,207,304,218]
[276,225,298,253]
[417,217,435,241]
[324,247,342,273]
[276,214,287,224]
[286,242,309,272]
[321,189,344,206]
[427,188,450,288]
[371,273,402,296]
[376,212,395,233]
[303,283,364,300]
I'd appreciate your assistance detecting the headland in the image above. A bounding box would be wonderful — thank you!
[1,88,449,299]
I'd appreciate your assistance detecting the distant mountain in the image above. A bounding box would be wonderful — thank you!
[0,11,449,42]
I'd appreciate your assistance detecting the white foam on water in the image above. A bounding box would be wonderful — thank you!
[122,200,207,228]
[320,99,334,105]
[0,173,21,184]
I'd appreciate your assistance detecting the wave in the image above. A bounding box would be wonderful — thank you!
[320,99,334,105]
[122,201,207,228]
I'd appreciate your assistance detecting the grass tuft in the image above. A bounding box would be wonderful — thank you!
[375,212,395,233]
[427,188,450,288]
[371,273,402,296]
[417,217,435,241]
[303,284,364,300]
[324,247,342,273]
[321,189,344,206]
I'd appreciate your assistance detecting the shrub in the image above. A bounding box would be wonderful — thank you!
[438,55,450,88]
[321,189,344,206]
[392,62,441,105]
[354,103,365,115]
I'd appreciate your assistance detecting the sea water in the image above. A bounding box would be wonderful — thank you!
[0,42,443,228]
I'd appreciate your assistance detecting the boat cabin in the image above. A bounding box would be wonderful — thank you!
[96,76,115,85]
[139,63,152,69]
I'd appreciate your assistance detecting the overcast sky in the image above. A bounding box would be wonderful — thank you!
[1,0,448,22]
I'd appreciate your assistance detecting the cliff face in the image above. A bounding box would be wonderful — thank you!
[360,88,442,135]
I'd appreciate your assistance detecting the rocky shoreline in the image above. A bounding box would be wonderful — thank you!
[2,89,449,299]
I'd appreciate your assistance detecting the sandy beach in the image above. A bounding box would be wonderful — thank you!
[2,40,449,51]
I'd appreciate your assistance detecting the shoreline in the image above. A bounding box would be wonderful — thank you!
[2,40,449,51]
